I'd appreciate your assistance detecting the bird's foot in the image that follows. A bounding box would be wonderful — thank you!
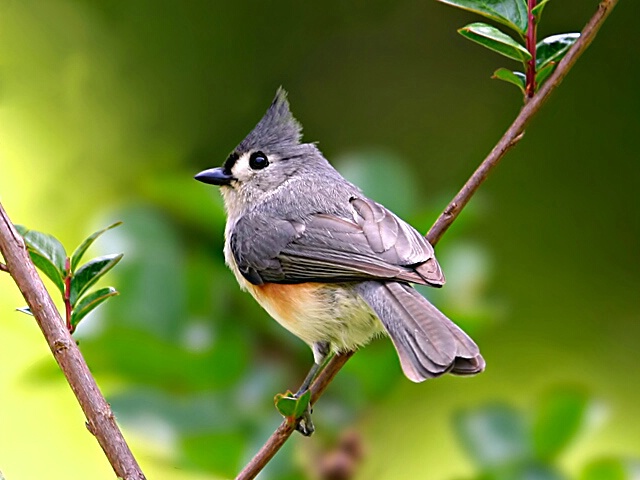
[274,388,314,436]
[294,400,315,436]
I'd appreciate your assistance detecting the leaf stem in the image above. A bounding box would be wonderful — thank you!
[525,0,538,97]
[238,0,619,477]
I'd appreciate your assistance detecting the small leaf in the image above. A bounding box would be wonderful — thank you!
[274,389,311,421]
[492,68,526,93]
[71,221,122,272]
[15,225,67,276]
[535,62,556,88]
[532,386,591,461]
[436,0,528,34]
[536,33,580,69]
[28,251,65,295]
[459,23,531,63]
[293,389,311,419]
[532,0,553,22]
[70,253,123,306]
[70,287,118,328]
[17,306,33,316]
[274,391,298,418]
[454,404,530,468]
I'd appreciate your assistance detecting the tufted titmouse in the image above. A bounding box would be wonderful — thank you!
[196,89,484,433]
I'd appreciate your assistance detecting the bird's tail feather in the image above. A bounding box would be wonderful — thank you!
[357,281,485,382]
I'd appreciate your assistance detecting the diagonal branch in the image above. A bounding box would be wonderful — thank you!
[236,0,618,479]
[0,203,146,480]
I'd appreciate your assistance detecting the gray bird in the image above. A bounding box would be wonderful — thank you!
[195,88,484,434]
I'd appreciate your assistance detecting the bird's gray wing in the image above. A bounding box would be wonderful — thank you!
[230,197,444,286]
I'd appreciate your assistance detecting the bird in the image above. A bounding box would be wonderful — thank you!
[195,88,484,434]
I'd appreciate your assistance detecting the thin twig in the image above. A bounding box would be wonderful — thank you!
[236,352,353,480]
[237,1,618,478]
[0,202,146,480]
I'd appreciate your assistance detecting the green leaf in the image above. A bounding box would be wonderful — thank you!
[274,391,298,418]
[28,251,66,295]
[274,390,311,420]
[70,286,119,328]
[459,23,532,63]
[535,62,556,88]
[454,404,530,468]
[70,253,123,306]
[15,225,67,276]
[17,306,33,316]
[293,389,311,418]
[436,0,528,34]
[71,221,122,272]
[536,33,580,69]
[492,68,526,93]
[532,386,591,461]
[532,0,553,22]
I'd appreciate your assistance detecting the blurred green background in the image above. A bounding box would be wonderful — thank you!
[0,1,638,479]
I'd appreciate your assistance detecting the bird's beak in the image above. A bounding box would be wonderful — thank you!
[194,167,234,186]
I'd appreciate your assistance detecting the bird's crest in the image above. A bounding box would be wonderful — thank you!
[237,87,303,153]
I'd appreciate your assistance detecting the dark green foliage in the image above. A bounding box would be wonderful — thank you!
[437,0,580,96]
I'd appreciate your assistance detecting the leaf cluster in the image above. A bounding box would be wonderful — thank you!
[438,0,580,95]
[15,222,122,331]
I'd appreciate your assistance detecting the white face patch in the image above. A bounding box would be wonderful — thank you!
[231,152,254,182]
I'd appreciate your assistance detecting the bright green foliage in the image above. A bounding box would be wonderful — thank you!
[274,389,311,422]
[580,458,640,480]
[437,0,580,96]
[15,223,123,331]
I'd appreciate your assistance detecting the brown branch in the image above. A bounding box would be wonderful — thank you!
[0,261,8,272]
[0,202,146,480]
[238,0,618,478]
[428,0,618,245]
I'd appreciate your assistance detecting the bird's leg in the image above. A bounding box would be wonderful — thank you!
[294,341,333,436]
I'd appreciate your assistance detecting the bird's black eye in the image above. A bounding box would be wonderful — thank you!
[249,151,269,170]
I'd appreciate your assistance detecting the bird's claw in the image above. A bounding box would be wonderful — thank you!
[295,402,315,436]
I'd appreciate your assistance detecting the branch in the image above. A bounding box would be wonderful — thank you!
[428,0,618,245]
[0,203,146,480]
[239,1,618,477]
[236,352,354,480]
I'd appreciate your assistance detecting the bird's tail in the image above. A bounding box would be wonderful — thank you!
[357,281,485,382]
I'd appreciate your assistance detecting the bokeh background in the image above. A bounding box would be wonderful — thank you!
[0,1,638,479]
